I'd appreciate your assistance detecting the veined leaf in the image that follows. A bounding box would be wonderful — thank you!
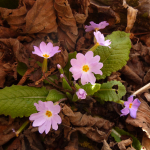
[46,89,66,102]
[94,31,131,79]
[0,85,49,118]
[94,80,126,102]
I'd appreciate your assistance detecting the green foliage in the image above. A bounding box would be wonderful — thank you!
[0,0,19,9]
[81,83,101,95]
[64,52,77,82]
[46,89,66,102]
[0,85,49,118]
[94,80,126,102]
[94,31,131,79]
[44,75,58,84]
[62,78,72,91]
[111,127,142,150]
[17,62,28,76]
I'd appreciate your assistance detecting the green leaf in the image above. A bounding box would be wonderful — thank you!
[44,75,59,84]
[64,52,77,82]
[0,85,49,118]
[46,89,66,102]
[94,31,131,79]
[72,93,78,102]
[94,80,126,102]
[62,78,72,91]
[111,127,142,150]
[17,62,28,76]
[81,83,101,95]
[0,0,19,9]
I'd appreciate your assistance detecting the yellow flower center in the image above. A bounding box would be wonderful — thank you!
[82,65,89,72]
[129,103,132,109]
[95,28,99,31]
[45,110,52,117]
[43,54,50,58]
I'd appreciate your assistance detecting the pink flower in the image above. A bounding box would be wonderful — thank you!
[121,96,141,118]
[85,21,109,32]
[33,42,61,59]
[94,31,111,48]
[69,51,103,85]
[29,101,61,134]
[76,89,87,99]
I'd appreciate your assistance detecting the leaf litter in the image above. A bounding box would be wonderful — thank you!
[1,0,150,149]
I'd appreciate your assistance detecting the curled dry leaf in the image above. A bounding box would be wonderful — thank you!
[101,140,112,150]
[144,93,150,102]
[0,4,27,33]
[73,0,90,24]
[121,65,142,85]
[0,27,18,38]
[126,97,150,138]
[25,0,57,34]
[0,38,30,66]
[118,138,133,150]
[54,0,78,51]
[61,104,114,143]
[142,133,150,150]
[123,0,138,33]
[0,65,7,88]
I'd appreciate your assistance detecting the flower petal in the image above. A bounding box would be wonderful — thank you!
[32,116,46,127]
[76,53,86,64]
[32,46,43,57]
[51,119,58,130]
[39,42,47,54]
[132,98,141,108]
[90,63,103,75]
[50,105,61,114]
[46,42,53,54]
[45,119,52,134]
[81,72,96,85]
[90,21,99,29]
[99,21,109,29]
[49,46,60,57]
[29,112,44,121]
[53,114,62,124]
[120,107,129,116]
[69,66,82,80]
[85,26,95,32]
[34,101,45,111]
[130,107,138,118]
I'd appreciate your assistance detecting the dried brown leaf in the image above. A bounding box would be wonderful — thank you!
[142,133,150,150]
[126,97,150,138]
[25,0,57,34]
[121,65,142,85]
[0,4,27,33]
[123,0,138,33]
[0,65,7,88]
[7,137,21,150]
[0,38,30,66]
[61,104,114,143]
[0,27,18,38]
[101,140,112,150]
[118,139,134,150]
[54,0,78,51]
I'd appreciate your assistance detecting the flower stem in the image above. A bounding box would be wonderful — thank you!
[89,43,99,52]
[74,83,81,90]
[15,120,29,137]
[42,58,47,73]
[115,100,124,105]
[133,83,150,96]
[111,128,121,138]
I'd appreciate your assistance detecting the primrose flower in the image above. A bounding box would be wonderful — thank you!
[85,21,109,32]
[94,31,111,48]
[33,41,61,59]
[121,95,141,119]
[76,89,87,99]
[29,101,61,134]
[69,51,103,85]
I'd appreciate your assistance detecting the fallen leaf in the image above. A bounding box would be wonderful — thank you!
[54,0,78,51]
[126,97,150,139]
[101,140,112,150]
[142,133,150,150]
[118,139,134,150]
[25,0,57,34]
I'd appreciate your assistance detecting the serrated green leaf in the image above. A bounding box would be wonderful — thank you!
[64,52,77,82]
[46,89,66,102]
[94,80,126,102]
[111,127,142,150]
[94,31,131,79]
[17,62,28,76]
[81,83,101,95]
[0,85,49,118]
[0,0,19,9]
